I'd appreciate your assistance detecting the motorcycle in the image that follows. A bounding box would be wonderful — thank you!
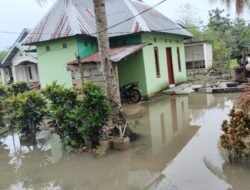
[120,81,141,103]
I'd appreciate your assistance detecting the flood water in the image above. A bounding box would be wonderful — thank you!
[1,93,250,190]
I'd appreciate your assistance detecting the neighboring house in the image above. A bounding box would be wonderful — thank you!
[0,28,39,86]
[25,0,192,97]
[184,41,213,74]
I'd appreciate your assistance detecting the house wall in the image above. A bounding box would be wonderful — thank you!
[37,37,78,88]
[141,33,187,97]
[37,37,98,88]
[12,50,37,66]
[203,43,213,69]
[0,68,10,85]
[12,50,39,83]
[12,64,39,83]
[110,34,142,47]
[185,44,204,62]
[77,36,97,58]
[67,63,106,90]
[117,50,148,96]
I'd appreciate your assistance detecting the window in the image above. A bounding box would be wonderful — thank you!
[154,47,160,78]
[28,66,33,80]
[177,47,182,72]
[62,43,67,48]
[45,46,50,51]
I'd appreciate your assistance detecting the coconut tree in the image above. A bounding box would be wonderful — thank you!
[211,0,250,14]
[92,0,122,106]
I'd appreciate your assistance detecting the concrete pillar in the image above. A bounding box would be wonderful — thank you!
[0,68,7,85]
[12,66,17,83]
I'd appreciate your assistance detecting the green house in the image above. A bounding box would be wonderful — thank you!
[25,0,192,98]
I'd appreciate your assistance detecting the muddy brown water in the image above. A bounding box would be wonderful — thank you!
[0,93,250,190]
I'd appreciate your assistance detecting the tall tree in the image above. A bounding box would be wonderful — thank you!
[92,0,121,106]
[211,0,250,14]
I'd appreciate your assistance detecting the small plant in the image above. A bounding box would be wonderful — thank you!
[220,96,250,161]
[114,122,129,139]
[8,82,29,95]
[4,91,46,143]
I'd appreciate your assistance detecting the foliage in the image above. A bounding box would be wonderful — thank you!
[3,91,46,142]
[8,82,30,96]
[78,82,111,148]
[0,49,8,63]
[42,82,111,149]
[220,93,250,160]
[183,8,250,72]
[42,81,78,107]
[0,85,10,128]
[41,81,83,149]
[208,9,232,34]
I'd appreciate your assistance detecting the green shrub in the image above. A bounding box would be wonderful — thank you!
[42,81,83,149]
[8,82,29,95]
[78,82,111,147]
[0,85,10,128]
[42,82,111,149]
[4,91,46,142]
[221,107,250,160]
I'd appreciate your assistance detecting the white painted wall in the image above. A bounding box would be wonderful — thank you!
[185,44,204,62]
[185,43,213,70]
[11,50,39,83]
[203,43,213,69]
[0,68,11,85]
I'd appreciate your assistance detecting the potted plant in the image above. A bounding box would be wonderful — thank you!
[112,122,130,150]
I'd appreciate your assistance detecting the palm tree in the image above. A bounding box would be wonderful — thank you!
[92,0,121,106]
[212,0,250,14]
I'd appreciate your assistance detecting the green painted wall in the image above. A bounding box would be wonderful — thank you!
[110,34,141,47]
[77,36,97,57]
[117,50,148,96]
[37,37,78,88]
[141,33,187,96]
[37,37,98,88]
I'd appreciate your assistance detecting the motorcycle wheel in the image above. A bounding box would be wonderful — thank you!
[129,89,141,103]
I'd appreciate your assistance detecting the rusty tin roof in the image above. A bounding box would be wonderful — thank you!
[69,43,148,64]
[25,0,192,44]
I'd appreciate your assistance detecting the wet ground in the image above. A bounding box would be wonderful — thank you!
[1,93,250,190]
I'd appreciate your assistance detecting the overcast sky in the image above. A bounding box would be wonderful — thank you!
[0,0,250,51]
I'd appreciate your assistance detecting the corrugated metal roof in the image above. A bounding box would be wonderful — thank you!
[1,28,37,66]
[69,43,148,64]
[25,0,192,44]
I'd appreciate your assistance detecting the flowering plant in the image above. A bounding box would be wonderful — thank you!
[101,125,111,139]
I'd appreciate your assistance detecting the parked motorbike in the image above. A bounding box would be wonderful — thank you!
[120,81,141,103]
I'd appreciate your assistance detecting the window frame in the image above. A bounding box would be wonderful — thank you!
[177,47,182,72]
[154,47,161,78]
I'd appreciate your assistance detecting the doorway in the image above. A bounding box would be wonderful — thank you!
[166,48,175,84]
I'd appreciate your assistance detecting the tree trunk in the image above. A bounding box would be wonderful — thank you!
[93,0,124,123]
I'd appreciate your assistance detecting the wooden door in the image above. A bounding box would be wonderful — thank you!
[166,48,175,84]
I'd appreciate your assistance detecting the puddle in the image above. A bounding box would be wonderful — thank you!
[0,93,249,190]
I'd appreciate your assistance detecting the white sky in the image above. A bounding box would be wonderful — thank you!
[0,0,250,51]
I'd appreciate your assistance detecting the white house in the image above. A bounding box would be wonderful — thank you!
[0,28,39,86]
[184,41,213,73]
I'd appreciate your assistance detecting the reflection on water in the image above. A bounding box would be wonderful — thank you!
[0,93,249,190]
